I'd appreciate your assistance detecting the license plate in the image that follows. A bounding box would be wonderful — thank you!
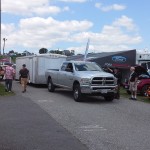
[101,89,108,93]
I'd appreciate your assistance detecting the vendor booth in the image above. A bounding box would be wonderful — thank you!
[67,49,137,83]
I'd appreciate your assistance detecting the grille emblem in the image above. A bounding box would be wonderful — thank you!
[102,78,106,85]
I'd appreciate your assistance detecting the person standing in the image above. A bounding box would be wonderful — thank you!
[108,67,122,99]
[19,64,29,93]
[0,66,5,80]
[129,66,138,100]
[4,63,15,92]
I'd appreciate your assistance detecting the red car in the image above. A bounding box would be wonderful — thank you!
[146,86,150,97]
[137,77,150,95]
[123,66,150,96]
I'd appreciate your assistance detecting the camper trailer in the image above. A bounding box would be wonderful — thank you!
[16,54,67,84]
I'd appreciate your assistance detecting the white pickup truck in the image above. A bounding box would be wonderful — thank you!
[45,61,117,102]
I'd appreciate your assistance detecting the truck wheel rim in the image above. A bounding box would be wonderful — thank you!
[48,82,51,90]
[74,89,78,99]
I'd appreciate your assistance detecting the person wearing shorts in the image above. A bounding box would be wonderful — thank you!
[129,67,138,100]
[19,64,29,93]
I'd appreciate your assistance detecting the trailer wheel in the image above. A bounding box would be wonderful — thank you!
[48,78,55,92]
[73,84,82,102]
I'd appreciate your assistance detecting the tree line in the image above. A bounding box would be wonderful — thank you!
[0,48,75,63]
[39,48,75,56]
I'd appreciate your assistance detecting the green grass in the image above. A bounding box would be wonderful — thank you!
[120,87,130,99]
[120,87,150,103]
[0,83,15,96]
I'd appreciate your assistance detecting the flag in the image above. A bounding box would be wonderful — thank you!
[84,38,90,61]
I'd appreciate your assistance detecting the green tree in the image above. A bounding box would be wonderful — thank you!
[39,48,48,54]
[9,50,15,54]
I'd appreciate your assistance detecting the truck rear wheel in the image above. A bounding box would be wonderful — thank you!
[73,84,82,102]
[48,78,55,92]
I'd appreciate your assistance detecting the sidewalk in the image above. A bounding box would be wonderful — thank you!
[0,83,88,150]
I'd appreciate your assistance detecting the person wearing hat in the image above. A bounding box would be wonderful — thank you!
[4,63,15,92]
[19,64,30,93]
[107,67,122,99]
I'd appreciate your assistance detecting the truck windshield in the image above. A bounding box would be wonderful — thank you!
[74,62,102,71]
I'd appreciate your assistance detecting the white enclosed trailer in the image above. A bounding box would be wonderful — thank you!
[16,54,67,84]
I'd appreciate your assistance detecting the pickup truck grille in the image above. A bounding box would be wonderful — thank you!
[91,77,114,85]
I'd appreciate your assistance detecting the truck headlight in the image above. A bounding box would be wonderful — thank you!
[80,78,91,85]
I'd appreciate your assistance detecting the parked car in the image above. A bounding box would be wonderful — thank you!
[0,66,5,80]
[123,66,150,95]
[146,86,150,98]
[137,78,150,95]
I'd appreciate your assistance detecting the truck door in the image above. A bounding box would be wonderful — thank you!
[59,62,74,88]
[65,63,74,88]
[58,62,68,86]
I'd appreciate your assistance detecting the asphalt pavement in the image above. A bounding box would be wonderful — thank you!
[0,83,88,150]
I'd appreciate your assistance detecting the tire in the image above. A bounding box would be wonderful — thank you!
[141,84,150,96]
[73,84,82,102]
[47,78,55,92]
[104,95,114,101]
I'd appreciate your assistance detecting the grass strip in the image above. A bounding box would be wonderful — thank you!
[120,87,150,103]
[0,83,15,96]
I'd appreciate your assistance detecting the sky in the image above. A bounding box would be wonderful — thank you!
[1,0,150,55]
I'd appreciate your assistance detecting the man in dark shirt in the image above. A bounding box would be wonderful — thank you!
[108,67,122,99]
[129,66,138,100]
[19,64,29,93]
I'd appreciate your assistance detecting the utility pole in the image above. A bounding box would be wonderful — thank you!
[3,38,7,55]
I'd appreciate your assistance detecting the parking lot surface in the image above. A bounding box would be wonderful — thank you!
[1,81,150,150]
[0,82,88,150]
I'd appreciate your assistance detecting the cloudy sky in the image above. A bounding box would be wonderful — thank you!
[1,0,150,54]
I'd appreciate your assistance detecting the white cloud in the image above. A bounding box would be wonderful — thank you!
[1,23,16,35]
[1,0,67,16]
[19,17,93,32]
[1,17,93,53]
[95,3,102,9]
[65,16,142,54]
[59,0,87,2]
[69,29,142,54]
[62,6,70,11]
[95,3,126,12]
[113,15,136,31]
[31,6,61,16]
[1,15,142,54]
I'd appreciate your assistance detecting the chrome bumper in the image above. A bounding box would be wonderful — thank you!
[80,85,118,94]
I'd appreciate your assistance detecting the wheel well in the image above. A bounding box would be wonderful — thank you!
[73,81,79,90]
[141,84,150,95]
[47,76,51,83]
[142,84,150,90]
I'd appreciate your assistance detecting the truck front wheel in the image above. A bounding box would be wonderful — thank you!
[48,78,55,92]
[73,84,82,102]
